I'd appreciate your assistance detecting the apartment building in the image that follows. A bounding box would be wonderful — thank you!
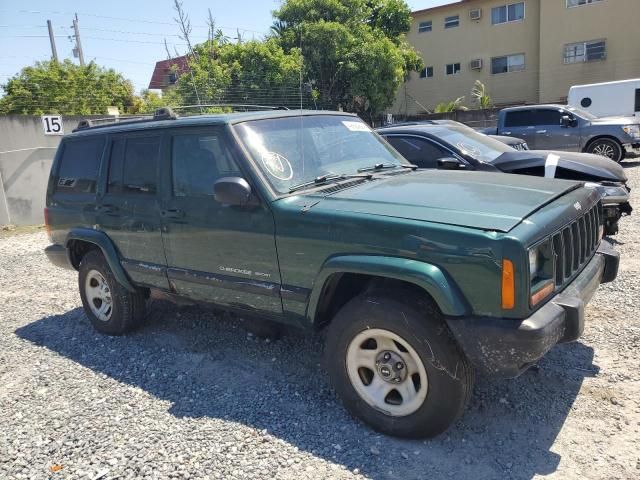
[395,0,640,115]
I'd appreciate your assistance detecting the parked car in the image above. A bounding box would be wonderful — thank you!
[481,104,640,162]
[392,119,530,150]
[568,78,640,119]
[378,123,632,236]
[44,108,619,438]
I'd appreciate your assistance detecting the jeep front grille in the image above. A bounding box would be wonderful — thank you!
[551,202,602,287]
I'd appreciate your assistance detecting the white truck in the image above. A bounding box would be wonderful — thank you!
[568,78,640,119]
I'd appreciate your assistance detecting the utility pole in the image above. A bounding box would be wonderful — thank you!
[72,14,85,66]
[47,20,58,62]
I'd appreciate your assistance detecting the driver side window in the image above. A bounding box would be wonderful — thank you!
[386,136,451,169]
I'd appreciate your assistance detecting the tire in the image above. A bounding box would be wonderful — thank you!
[586,138,624,162]
[325,290,473,438]
[78,250,146,335]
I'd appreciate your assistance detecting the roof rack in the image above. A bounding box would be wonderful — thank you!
[73,107,178,132]
[72,104,291,133]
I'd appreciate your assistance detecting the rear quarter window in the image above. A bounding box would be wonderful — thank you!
[55,137,105,194]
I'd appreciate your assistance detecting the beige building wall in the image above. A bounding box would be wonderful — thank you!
[398,0,541,115]
[538,0,640,103]
[396,0,640,116]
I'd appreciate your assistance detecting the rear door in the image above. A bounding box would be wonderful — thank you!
[159,126,283,316]
[501,109,535,146]
[96,132,169,290]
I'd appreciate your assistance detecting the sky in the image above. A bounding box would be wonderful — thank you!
[0,0,453,93]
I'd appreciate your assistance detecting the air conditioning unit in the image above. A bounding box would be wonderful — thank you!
[469,8,482,21]
[470,58,483,70]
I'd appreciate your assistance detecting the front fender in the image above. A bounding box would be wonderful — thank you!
[306,255,470,323]
[66,228,136,292]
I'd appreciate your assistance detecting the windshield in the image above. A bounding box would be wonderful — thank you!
[435,127,515,163]
[234,115,407,193]
[566,105,597,120]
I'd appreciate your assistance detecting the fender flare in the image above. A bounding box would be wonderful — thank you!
[306,255,470,324]
[65,228,136,292]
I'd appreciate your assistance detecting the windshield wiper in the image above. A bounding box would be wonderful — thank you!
[288,173,372,194]
[357,163,418,173]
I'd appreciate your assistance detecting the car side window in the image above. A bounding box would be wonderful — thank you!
[171,132,241,197]
[534,109,563,126]
[504,110,534,128]
[108,136,161,195]
[386,136,450,169]
[55,137,105,194]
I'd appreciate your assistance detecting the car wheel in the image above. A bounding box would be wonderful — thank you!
[587,138,624,162]
[324,290,474,438]
[78,250,146,335]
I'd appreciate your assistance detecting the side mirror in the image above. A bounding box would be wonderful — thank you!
[437,157,464,170]
[560,115,575,128]
[213,177,255,206]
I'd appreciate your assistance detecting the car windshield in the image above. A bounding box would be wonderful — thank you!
[234,115,407,194]
[433,126,515,163]
[566,105,597,120]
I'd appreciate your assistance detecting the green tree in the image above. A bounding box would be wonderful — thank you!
[471,80,492,109]
[0,60,139,115]
[173,38,303,109]
[273,0,422,118]
[433,96,468,113]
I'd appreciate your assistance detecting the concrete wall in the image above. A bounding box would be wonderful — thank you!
[0,115,106,226]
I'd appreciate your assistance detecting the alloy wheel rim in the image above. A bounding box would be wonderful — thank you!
[346,328,428,417]
[593,143,615,159]
[85,270,113,322]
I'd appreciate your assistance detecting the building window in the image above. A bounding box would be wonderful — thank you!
[564,40,606,63]
[418,21,432,33]
[491,2,525,25]
[567,0,603,7]
[420,66,434,78]
[444,15,459,29]
[446,63,461,75]
[491,53,525,74]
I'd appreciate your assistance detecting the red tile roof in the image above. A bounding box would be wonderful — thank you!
[148,55,190,90]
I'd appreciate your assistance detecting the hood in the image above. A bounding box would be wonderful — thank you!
[300,170,581,233]
[490,150,627,183]
[590,115,640,126]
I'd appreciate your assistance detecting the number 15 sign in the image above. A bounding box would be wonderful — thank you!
[41,115,64,135]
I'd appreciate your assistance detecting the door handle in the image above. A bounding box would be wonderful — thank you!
[161,208,185,219]
[536,130,547,134]
[96,204,118,214]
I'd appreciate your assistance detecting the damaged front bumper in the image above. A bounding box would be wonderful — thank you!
[445,240,619,378]
[589,183,633,236]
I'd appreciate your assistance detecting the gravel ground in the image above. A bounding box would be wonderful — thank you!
[1,169,639,480]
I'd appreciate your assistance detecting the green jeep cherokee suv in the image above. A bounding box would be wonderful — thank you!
[44,109,619,438]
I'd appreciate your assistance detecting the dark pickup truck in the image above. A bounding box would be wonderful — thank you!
[483,104,640,162]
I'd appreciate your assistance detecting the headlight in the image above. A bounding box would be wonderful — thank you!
[529,248,540,278]
[528,240,555,307]
[622,125,640,137]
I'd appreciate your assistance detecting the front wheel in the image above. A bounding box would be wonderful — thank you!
[586,138,624,162]
[324,291,473,438]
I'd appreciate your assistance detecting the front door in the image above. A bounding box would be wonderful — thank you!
[160,127,283,316]
[532,108,580,151]
[97,133,170,290]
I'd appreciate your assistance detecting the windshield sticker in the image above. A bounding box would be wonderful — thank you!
[261,151,293,181]
[342,121,370,132]
[456,142,481,157]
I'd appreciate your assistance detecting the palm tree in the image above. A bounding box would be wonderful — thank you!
[471,80,492,109]
[270,20,288,38]
[433,96,468,113]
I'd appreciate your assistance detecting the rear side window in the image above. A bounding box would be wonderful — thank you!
[171,132,241,197]
[108,136,161,194]
[56,137,105,194]
[504,110,533,127]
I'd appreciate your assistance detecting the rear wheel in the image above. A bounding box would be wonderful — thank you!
[325,290,473,438]
[79,250,146,335]
[586,138,624,162]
